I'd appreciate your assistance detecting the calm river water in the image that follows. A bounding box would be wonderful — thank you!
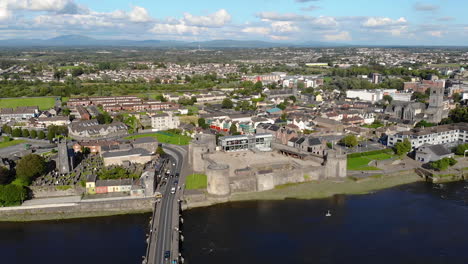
[1,181,468,264]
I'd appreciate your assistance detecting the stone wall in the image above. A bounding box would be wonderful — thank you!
[206,164,230,197]
[0,198,154,221]
[229,176,257,193]
[30,186,85,198]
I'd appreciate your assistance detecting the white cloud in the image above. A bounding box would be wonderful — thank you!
[6,0,81,14]
[34,14,114,28]
[323,31,351,41]
[363,17,407,28]
[150,22,203,35]
[0,3,12,21]
[270,35,290,40]
[242,27,271,35]
[256,11,306,21]
[313,16,338,27]
[428,31,444,37]
[183,9,231,27]
[271,21,299,33]
[128,6,151,23]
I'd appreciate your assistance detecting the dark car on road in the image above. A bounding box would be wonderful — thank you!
[164,251,170,259]
[175,173,180,177]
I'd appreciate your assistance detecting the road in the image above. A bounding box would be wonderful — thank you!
[146,144,186,264]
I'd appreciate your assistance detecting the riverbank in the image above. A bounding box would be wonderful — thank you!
[183,170,423,209]
[0,197,154,222]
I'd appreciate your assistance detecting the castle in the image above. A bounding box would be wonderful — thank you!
[188,134,347,197]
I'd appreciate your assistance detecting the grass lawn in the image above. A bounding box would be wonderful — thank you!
[362,123,384,129]
[186,174,207,190]
[125,131,191,145]
[0,97,56,110]
[347,152,394,171]
[186,105,199,114]
[0,139,26,149]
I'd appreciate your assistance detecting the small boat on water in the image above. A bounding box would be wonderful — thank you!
[326,210,332,217]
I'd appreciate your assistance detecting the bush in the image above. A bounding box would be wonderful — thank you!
[454,144,468,156]
[15,154,46,185]
[340,135,358,148]
[429,157,458,171]
[0,184,27,206]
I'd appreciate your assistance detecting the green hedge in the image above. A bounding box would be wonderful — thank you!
[347,149,394,158]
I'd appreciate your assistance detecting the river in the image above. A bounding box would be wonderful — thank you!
[1,181,467,264]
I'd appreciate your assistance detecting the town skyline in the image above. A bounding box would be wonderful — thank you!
[0,0,467,46]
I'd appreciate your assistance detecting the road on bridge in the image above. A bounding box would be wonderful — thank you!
[146,144,186,264]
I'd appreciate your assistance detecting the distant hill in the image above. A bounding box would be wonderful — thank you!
[0,35,344,48]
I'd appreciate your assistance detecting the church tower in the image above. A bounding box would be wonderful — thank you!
[426,86,445,123]
[429,86,444,108]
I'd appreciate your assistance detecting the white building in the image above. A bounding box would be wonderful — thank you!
[151,112,180,131]
[387,123,468,149]
[346,89,397,103]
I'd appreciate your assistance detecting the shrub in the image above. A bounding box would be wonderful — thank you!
[429,157,458,171]
[0,184,27,206]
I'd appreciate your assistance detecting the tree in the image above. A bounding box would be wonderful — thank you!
[0,184,27,206]
[71,67,84,77]
[197,118,209,129]
[229,123,238,134]
[441,106,468,124]
[222,98,233,109]
[1,124,12,135]
[452,93,461,103]
[289,96,297,103]
[383,95,393,104]
[96,112,112,124]
[340,135,358,148]
[29,130,37,139]
[38,131,46,140]
[53,70,65,81]
[12,128,22,137]
[15,154,46,185]
[21,129,30,138]
[429,157,457,171]
[394,138,412,156]
[0,166,12,185]
[454,144,468,156]
[99,166,137,180]
[254,81,263,90]
[62,108,71,116]
[156,146,165,156]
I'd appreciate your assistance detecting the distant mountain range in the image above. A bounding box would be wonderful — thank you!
[0,35,344,48]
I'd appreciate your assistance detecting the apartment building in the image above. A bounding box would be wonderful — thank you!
[151,112,180,131]
[387,123,468,149]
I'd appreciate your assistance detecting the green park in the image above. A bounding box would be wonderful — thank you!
[0,97,56,110]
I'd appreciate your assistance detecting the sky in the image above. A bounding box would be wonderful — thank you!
[0,0,467,45]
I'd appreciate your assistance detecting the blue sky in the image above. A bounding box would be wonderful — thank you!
[0,0,466,45]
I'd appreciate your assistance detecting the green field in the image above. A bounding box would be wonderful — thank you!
[362,123,384,129]
[347,152,394,171]
[0,97,56,110]
[185,174,207,190]
[0,139,26,149]
[125,131,192,145]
